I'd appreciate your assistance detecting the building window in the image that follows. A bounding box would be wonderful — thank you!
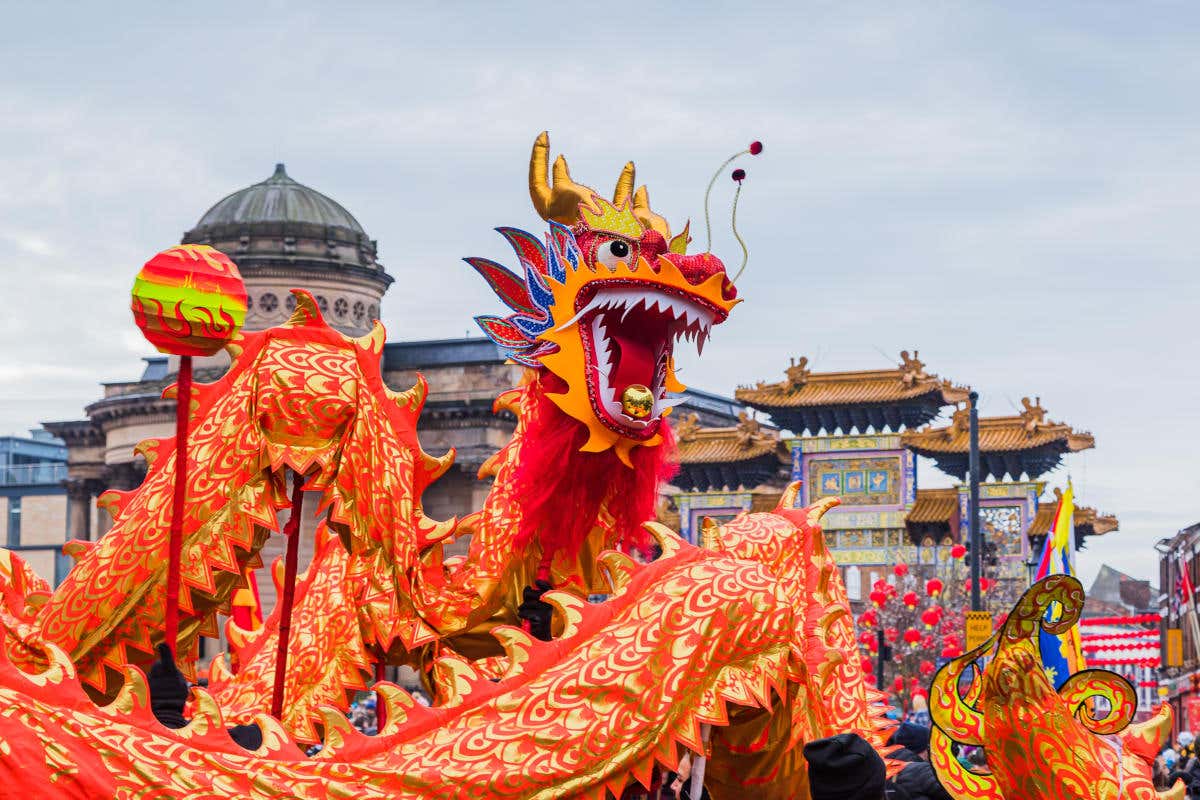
[315,295,329,314]
[260,293,278,313]
[845,565,862,600]
[353,301,365,323]
[6,497,20,547]
[368,304,379,321]
[334,298,349,318]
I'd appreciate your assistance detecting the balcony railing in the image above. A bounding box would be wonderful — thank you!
[0,462,67,487]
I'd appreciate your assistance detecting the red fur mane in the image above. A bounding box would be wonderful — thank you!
[510,375,677,560]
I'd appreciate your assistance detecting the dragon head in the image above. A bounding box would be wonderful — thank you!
[471,132,740,466]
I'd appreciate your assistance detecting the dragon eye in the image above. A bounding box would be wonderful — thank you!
[595,238,634,270]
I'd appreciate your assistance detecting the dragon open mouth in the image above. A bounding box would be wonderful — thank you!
[571,285,718,438]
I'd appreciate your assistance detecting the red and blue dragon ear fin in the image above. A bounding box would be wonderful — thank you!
[496,227,547,276]
[474,315,535,350]
[464,257,538,316]
[546,221,581,280]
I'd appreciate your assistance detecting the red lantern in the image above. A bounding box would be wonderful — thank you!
[893,676,905,693]
[942,645,963,659]
[885,627,899,643]
[903,628,921,645]
[921,607,943,629]
[867,637,878,653]
[869,589,889,607]
[950,544,967,559]
[981,577,993,593]
[902,591,919,609]
[925,578,943,598]
[860,657,873,674]
[922,634,936,650]
[894,563,909,577]
[964,579,972,593]
[859,609,878,628]
[920,659,935,676]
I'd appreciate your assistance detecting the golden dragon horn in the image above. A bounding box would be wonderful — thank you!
[613,161,635,208]
[529,131,602,225]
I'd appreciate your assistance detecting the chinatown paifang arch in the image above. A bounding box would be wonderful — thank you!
[0,134,1182,799]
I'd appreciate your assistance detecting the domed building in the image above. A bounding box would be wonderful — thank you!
[182,163,390,336]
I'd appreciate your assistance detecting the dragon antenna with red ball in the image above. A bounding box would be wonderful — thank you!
[703,140,762,254]
[730,168,750,282]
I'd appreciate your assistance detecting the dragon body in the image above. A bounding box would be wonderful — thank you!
[0,133,1157,798]
[0,134,890,797]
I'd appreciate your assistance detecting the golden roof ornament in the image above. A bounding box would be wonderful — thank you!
[1021,396,1047,432]
[674,413,701,443]
[899,349,928,386]
[785,356,810,391]
[736,410,762,448]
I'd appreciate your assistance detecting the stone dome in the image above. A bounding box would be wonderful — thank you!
[182,163,391,337]
[193,163,366,234]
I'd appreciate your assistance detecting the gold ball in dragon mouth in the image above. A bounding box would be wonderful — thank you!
[621,384,653,419]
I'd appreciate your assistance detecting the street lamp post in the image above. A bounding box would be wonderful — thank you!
[969,391,982,613]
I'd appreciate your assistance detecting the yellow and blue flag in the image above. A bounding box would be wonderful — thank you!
[1035,482,1085,688]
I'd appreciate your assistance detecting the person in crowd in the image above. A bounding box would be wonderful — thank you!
[803,732,886,800]
[905,691,932,728]
[887,761,953,800]
[888,722,931,762]
[1167,737,1200,800]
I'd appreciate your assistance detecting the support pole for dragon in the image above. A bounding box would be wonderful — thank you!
[272,471,306,719]
[164,355,192,656]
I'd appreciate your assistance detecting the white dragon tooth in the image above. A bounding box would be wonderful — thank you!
[556,295,604,331]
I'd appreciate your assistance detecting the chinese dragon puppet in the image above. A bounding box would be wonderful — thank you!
[0,133,890,798]
[0,134,1175,799]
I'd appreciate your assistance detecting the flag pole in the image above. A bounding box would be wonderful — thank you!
[1183,553,1200,664]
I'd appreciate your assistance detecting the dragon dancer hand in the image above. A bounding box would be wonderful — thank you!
[518,579,554,641]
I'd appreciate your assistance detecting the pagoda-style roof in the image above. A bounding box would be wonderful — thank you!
[901,397,1095,480]
[736,351,969,435]
[1028,489,1119,550]
[905,487,960,545]
[671,413,788,492]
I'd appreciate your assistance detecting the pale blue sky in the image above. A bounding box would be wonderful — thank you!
[1,2,1197,586]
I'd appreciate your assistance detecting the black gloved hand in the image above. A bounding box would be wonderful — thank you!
[517,579,554,641]
[228,723,264,750]
[147,643,188,729]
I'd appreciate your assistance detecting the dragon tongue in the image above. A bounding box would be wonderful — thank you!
[609,328,657,404]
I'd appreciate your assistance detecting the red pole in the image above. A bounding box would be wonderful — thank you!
[271,471,305,719]
[163,355,192,657]
[374,661,387,729]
